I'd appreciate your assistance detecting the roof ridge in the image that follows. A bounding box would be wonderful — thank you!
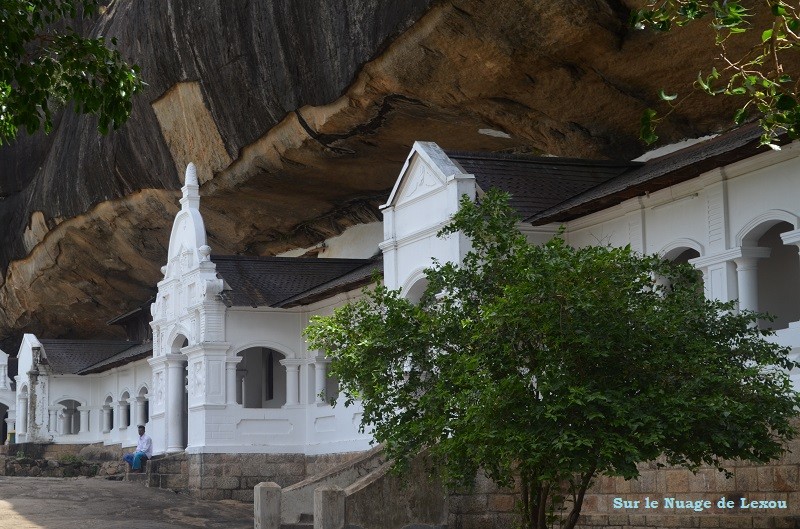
[446,151,642,166]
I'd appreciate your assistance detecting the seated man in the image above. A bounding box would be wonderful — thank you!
[123,425,153,473]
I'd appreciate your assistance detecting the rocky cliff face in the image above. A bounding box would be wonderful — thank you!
[0,0,774,346]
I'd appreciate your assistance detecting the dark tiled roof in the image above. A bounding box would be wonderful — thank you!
[528,124,776,224]
[447,151,640,219]
[78,342,153,375]
[39,340,140,375]
[279,254,383,308]
[212,256,375,308]
[106,297,154,325]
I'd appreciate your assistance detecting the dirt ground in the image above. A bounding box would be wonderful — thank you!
[0,476,252,529]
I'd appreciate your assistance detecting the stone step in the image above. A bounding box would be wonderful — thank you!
[281,512,313,529]
[125,472,148,483]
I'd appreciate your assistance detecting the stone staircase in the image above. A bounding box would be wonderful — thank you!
[253,447,449,529]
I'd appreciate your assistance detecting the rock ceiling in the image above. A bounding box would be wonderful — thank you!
[0,0,774,348]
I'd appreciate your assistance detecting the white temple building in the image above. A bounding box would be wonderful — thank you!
[5,123,800,454]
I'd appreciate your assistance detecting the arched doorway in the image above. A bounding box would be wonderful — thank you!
[236,347,287,409]
[757,222,800,330]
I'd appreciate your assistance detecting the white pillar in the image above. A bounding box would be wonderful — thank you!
[17,397,27,435]
[102,405,112,433]
[134,396,147,427]
[117,401,129,430]
[314,357,330,405]
[59,411,70,435]
[733,247,770,311]
[48,408,58,434]
[226,359,238,404]
[78,407,89,434]
[165,354,186,453]
[280,359,302,407]
[4,418,14,443]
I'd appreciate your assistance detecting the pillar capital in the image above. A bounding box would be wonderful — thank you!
[780,228,800,247]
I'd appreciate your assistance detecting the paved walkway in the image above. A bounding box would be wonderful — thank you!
[0,476,252,529]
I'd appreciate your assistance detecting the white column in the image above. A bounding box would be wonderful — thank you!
[734,251,769,313]
[314,357,330,405]
[165,354,186,453]
[59,411,70,435]
[78,407,89,434]
[4,418,14,443]
[226,359,238,404]
[17,397,27,435]
[102,405,112,433]
[280,359,302,407]
[117,401,129,430]
[134,396,147,427]
[48,408,58,434]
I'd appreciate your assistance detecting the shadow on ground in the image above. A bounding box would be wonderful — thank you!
[0,476,251,529]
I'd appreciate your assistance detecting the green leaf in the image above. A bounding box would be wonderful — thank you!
[776,93,796,111]
[733,107,748,124]
[659,89,678,101]
[762,28,773,43]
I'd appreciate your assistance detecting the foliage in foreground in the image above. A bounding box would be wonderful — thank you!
[0,0,143,145]
[634,1,800,148]
[305,190,800,529]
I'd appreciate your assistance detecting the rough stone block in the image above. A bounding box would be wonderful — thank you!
[632,471,657,493]
[487,494,515,512]
[736,467,759,492]
[666,470,690,493]
[450,494,488,514]
[757,466,775,492]
[254,482,280,529]
[607,513,629,525]
[773,466,799,493]
[218,476,239,490]
[718,515,754,528]
[314,486,344,529]
[689,469,715,493]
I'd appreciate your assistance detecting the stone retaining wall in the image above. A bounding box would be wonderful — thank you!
[447,438,800,529]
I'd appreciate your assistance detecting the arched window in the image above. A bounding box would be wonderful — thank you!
[236,347,287,409]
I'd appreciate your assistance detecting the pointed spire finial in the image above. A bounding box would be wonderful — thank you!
[181,162,200,210]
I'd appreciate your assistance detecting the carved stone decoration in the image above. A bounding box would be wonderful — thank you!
[154,372,164,406]
[193,361,205,397]
[202,278,224,300]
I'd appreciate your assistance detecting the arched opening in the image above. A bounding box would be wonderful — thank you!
[119,391,131,430]
[0,402,8,443]
[103,396,114,433]
[236,347,287,409]
[757,222,800,330]
[56,399,81,435]
[404,277,429,305]
[668,248,701,265]
[136,386,149,427]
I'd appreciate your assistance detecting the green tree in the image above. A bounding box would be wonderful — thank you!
[634,1,800,148]
[0,0,142,145]
[305,190,800,529]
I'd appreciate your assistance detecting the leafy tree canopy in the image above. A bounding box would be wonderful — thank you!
[305,189,800,529]
[0,0,142,145]
[634,1,800,148]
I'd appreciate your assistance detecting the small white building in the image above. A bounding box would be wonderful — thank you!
[7,124,800,455]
